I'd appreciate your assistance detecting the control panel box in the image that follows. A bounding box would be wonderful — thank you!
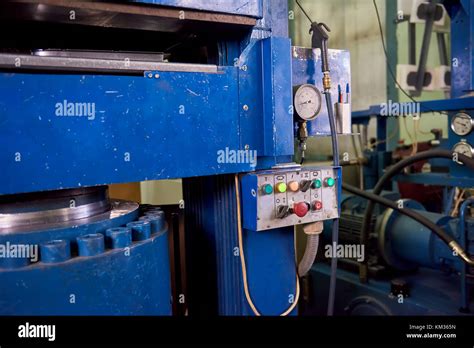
[240,166,341,231]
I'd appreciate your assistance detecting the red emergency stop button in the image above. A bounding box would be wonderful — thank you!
[293,202,309,217]
[313,201,323,210]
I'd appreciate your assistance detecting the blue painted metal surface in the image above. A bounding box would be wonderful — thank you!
[309,264,473,315]
[131,0,263,18]
[383,209,460,271]
[0,205,172,315]
[0,37,294,195]
[292,47,351,136]
[444,0,474,98]
[237,37,294,160]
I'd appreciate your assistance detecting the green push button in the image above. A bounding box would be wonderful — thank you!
[326,177,335,187]
[262,184,273,195]
[275,182,287,193]
[311,179,322,189]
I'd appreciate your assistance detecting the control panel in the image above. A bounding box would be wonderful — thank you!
[240,166,341,231]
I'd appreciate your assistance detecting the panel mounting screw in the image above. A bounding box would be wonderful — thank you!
[243,104,249,111]
[241,65,248,71]
[147,73,153,78]
[154,73,160,79]
[244,144,250,150]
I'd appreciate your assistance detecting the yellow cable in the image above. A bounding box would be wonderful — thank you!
[234,174,300,316]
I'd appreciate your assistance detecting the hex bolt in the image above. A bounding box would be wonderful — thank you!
[106,227,132,249]
[127,221,152,241]
[77,234,105,257]
[40,240,71,263]
[144,210,165,219]
[243,104,249,111]
[139,214,165,234]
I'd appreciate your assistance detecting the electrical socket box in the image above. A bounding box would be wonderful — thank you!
[240,166,341,231]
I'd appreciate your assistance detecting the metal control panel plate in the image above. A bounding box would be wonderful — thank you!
[241,166,341,231]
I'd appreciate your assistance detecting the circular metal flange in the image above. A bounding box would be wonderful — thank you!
[0,200,138,235]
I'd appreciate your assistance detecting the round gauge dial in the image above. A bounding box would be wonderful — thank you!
[452,142,474,158]
[293,84,322,121]
[451,113,473,136]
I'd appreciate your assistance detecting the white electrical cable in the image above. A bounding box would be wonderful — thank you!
[234,174,300,316]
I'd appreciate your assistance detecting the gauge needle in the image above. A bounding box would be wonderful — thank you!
[299,100,312,105]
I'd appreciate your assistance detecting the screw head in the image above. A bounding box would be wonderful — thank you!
[243,104,249,111]
[154,73,160,79]
[241,65,248,71]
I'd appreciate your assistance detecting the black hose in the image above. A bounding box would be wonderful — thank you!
[343,182,455,245]
[325,91,340,316]
[359,149,474,282]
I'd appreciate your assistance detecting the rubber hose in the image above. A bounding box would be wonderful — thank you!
[359,149,474,282]
[343,182,455,245]
[325,91,340,316]
[298,234,320,277]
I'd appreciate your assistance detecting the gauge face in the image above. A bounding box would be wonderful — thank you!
[453,142,474,158]
[293,84,322,121]
[451,113,473,136]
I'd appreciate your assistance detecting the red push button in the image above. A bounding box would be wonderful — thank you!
[313,201,323,210]
[293,202,309,217]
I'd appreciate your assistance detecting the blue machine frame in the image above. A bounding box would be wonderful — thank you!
[0,36,294,195]
[0,0,348,316]
[0,0,352,316]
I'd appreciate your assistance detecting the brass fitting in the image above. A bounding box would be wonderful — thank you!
[322,71,331,91]
[449,240,474,265]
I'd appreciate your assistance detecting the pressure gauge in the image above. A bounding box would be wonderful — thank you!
[451,113,473,136]
[452,141,474,158]
[293,84,322,121]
